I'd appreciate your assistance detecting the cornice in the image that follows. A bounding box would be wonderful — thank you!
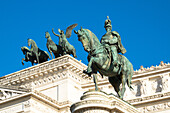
[0,90,72,109]
[0,55,89,86]
[0,85,30,92]
[133,61,170,78]
[1,56,170,86]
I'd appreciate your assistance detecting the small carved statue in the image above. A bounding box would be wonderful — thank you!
[162,75,169,91]
[52,24,78,58]
[21,39,50,66]
[45,31,63,59]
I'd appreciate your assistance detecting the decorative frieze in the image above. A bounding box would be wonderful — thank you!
[0,55,89,88]
[135,101,170,113]
[127,91,170,104]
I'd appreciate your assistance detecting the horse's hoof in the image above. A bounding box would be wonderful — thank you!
[83,70,92,77]
[83,70,88,74]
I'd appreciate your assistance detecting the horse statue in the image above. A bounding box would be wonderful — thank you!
[52,24,77,58]
[74,27,133,99]
[21,45,50,66]
[45,31,63,59]
[27,38,40,64]
[24,39,50,65]
[21,46,36,65]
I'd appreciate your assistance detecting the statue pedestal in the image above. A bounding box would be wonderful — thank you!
[70,90,140,113]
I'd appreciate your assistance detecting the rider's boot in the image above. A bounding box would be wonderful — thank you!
[113,60,122,75]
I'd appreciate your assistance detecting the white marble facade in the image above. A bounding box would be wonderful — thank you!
[0,55,170,113]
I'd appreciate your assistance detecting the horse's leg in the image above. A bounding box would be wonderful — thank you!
[127,66,133,90]
[26,52,31,60]
[108,76,121,98]
[50,52,53,59]
[120,73,127,99]
[84,57,102,77]
[72,48,77,58]
[35,53,39,64]
[32,62,34,66]
[83,57,95,77]
[48,47,53,59]
[22,58,25,65]
[93,75,98,91]
[86,57,95,73]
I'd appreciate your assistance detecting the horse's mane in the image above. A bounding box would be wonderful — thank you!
[83,29,100,44]
[21,46,30,55]
[22,46,29,51]
[45,32,51,38]
[28,39,37,47]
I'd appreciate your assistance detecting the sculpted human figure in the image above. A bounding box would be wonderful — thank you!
[45,31,63,59]
[74,25,133,99]
[52,24,78,58]
[161,75,169,91]
[100,16,126,73]
[141,80,148,95]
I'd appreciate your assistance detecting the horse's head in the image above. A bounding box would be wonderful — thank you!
[21,46,30,55]
[45,31,50,39]
[74,27,91,52]
[28,38,32,47]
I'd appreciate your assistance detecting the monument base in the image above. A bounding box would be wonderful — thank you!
[70,90,140,113]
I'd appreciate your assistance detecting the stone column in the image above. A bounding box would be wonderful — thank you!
[70,90,140,113]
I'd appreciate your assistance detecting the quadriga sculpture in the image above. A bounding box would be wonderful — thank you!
[21,46,36,66]
[28,38,40,64]
[74,27,133,99]
[52,24,77,58]
[45,31,63,59]
[21,39,50,66]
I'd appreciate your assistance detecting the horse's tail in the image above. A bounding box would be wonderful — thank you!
[127,65,134,90]
[71,46,77,58]
[45,51,51,59]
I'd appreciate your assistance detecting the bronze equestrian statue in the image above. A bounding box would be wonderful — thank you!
[52,24,77,58]
[21,39,50,66]
[74,17,133,99]
[45,31,63,59]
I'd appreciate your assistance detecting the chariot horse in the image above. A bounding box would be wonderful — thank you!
[26,39,50,65]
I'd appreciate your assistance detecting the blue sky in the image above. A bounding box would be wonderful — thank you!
[0,0,170,76]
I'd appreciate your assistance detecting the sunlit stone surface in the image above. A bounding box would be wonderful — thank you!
[0,55,170,113]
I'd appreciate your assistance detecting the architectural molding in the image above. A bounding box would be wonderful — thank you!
[71,91,139,113]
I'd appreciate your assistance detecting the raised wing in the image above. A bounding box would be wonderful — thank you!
[52,28,60,37]
[66,23,78,38]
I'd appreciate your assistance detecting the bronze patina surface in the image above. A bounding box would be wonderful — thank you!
[21,39,50,65]
[74,17,133,99]
[52,24,78,58]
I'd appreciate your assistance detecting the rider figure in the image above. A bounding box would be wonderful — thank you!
[100,16,126,68]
